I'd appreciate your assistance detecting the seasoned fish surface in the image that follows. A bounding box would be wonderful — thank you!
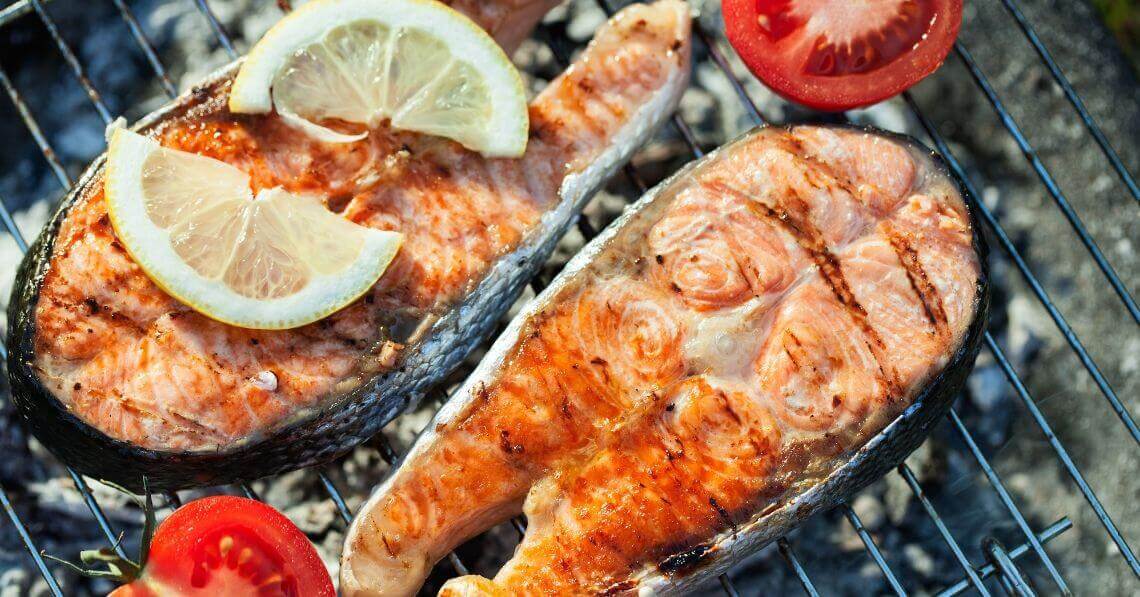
[341,126,986,595]
[7,0,692,487]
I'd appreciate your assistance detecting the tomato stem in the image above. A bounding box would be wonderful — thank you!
[38,476,155,584]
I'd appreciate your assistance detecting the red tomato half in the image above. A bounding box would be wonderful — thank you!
[109,496,334,597]
[723,0,962,111]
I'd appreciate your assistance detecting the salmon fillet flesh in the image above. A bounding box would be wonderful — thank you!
[25,0,692,454]
[341,125,984,595]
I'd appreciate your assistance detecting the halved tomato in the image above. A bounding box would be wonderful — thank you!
[722,0,962,111]
[109,496,334,597]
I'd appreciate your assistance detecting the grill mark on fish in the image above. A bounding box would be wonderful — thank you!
[500,429,525,455]
[714,390,742,427]
[781,330,826,390]
[380,534,396,558]
[778,131,910,210]
[883,222,949,338]
[708,180,901,396]
[95,391,221,440]
[708,496,736,533]
[554,76,610,147]
[776,133,862,201]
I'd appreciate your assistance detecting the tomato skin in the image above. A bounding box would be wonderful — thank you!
[122,496,334,597]
[108,583,154,597]
[722,0,962,111]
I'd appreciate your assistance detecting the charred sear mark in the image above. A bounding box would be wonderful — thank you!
[884,223,948,337]
[380,533,397,557]
[775,132,869,202]
[326,192,354,213]
[658,543,714,576]
[499,430,524,455]
[782,330,827,389]
[709,181,901,396]
[714,390,743,426]
[709,496,737,533]
[600,579,638,595]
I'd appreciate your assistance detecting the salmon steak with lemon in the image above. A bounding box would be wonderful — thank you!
[6,0,692,490]
[341,125,988,595]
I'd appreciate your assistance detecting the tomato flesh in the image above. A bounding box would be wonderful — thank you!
[186,526,300,594]
[110,496,333,597]
[723,0,962,111]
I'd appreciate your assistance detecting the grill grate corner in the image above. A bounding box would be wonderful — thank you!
[0,0,1136,594]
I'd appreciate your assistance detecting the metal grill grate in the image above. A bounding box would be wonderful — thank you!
[0,0,1135,594]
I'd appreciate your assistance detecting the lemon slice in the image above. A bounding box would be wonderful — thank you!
[104,128,403,330]
[229,0,529,157]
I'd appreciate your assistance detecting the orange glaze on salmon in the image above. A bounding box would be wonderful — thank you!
[341,125,981,595]
[29,0,692,451]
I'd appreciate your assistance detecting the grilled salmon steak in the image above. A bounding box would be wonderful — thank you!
[6,0,693,489]
[341,125,988,595]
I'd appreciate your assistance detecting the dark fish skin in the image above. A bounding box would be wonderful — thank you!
[5,3,691,494]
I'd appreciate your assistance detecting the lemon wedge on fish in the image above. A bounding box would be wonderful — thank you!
[228,0,529,157]
[103,127,403,330]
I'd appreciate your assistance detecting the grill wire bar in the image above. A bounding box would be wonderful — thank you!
[65,469,131,561]
[0,65,70,187]
[983,538,1033,597]
[999,0,1140,205]
[28,0,112,124]
[0,191,26,251]
[111,0,176,98]
[777,538,820,597]
[899,464,991,596]
[953,41,1140,324]
[0,485,63,596]
[901,88,1140,449]
[948,409,1069,593]
[193,0,237,59]
[0,0,1132,593]
[939,518,1073,597]
[842,504,906,596]
[984,333,1140,575]
[319,471,354,524]
[900,88,1140,577]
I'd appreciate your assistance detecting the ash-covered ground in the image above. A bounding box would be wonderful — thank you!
[0,0,1136,595]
